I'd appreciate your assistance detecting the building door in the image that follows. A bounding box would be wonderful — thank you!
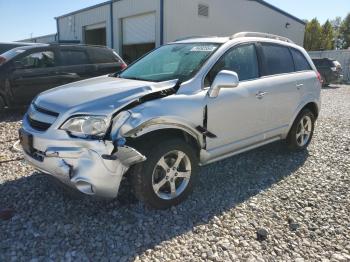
[84,22,107,46]
[122,13,156,63]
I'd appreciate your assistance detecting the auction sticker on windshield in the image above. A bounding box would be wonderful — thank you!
[190,46,217,52]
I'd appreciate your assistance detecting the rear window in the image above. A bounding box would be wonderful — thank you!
[290,49,312,71]
[60,50,89,66]
[88,48,120,64]
[261,43,294,76]
[312,59,322,66]
[313,59,333,67]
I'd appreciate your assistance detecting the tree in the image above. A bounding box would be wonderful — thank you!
[304,18,322,51]
[339,13,350,49]
[330,16,343,49]
[320,20,334,50]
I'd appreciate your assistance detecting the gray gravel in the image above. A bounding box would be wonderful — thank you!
[1,85,349,261]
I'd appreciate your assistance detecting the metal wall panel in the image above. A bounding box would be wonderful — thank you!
[18,34,57,43]
[57,4,111,46]
[163,0,305,46]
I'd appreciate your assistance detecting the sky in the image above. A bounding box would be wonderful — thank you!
[0,0,348,42]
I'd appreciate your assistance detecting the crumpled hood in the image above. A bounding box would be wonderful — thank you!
[35,75,177,115]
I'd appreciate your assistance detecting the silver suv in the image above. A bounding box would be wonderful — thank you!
[19,32,321,209]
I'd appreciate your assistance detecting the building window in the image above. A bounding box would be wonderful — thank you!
[198,4,209,17]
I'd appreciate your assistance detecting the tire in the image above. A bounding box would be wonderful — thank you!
[286,109,315,151]
[321,75,328,87]
[128,137,199,209]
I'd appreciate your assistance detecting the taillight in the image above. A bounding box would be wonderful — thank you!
[316,71,323,84]
[120,62,127,70]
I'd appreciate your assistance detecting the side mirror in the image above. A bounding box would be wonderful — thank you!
[208,70,239,98]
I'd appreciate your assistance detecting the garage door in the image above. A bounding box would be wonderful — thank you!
[84,22,107,46]
[122,13,156,45]
[122,13,156,63]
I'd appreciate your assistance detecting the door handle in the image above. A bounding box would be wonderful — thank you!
[296,83,304,90]
[256,91,268,99]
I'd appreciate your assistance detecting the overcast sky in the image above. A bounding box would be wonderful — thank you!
[0,0,348,42]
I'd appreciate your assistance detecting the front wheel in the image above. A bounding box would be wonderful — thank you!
[128,138,199,209]
[286,109,315,151]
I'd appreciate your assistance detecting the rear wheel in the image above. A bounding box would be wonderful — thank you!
[129,137,199,209]
[321,75,328,87]
[287,109,315,151]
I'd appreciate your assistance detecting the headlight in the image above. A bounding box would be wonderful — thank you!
[61,116,109,138]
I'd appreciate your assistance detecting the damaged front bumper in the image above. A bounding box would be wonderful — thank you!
[20,118,146,198]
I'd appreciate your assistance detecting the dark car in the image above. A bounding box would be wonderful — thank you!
[0,44,127,109]
[312,58,343,86]
[0,42,41,55]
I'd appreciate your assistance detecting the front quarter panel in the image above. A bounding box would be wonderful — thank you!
[112,91,208,148]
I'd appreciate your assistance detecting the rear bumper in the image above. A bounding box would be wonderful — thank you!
[20,117,146,198]
[327,72,343,84]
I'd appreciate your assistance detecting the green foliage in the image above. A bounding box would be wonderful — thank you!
[321,20,334,50]
[304,18,322,51]
[339,14,350,49]
[304,14,350,51]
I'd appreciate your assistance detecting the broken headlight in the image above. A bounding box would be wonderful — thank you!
[61,116,109,138]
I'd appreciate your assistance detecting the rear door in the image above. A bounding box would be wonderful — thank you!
[257,43,301,137]
[10,48,61,104]
[56,47,93,85]
[87,47,125,76]
[290,48,316,99]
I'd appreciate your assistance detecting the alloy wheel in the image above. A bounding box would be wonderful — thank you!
[152,150,191,200]
[296,115,312,147]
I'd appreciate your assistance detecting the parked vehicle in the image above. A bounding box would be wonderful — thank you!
[19,32,321,209]
[312,58,343,86]
[0,44,127,109]
[0,42,39,55]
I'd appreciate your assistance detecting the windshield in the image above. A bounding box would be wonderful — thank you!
[119,43,220,82]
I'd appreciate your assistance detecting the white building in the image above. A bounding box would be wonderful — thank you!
[56,0,306,62]
[18,34,58,44]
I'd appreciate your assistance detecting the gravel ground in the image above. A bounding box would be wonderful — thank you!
[0,85,349,261]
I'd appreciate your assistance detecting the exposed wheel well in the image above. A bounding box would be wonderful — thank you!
[126,128,201,156]
[303,102,319,118]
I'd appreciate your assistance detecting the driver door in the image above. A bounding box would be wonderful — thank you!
[205,43,268,154]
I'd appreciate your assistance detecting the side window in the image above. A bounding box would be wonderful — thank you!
[291,49,312,71]
[60,50,89,66]
[205,44,259,86]
[18,51,55,69]
[89,48,120,64]
[261,44,294,76]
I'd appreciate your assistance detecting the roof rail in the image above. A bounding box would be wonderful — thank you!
[231,32,294,44]
[175,35,218,42]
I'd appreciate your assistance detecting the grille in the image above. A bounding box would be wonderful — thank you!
[33,103,59,117]
[27,103,59,132]
[27,115,52,131]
